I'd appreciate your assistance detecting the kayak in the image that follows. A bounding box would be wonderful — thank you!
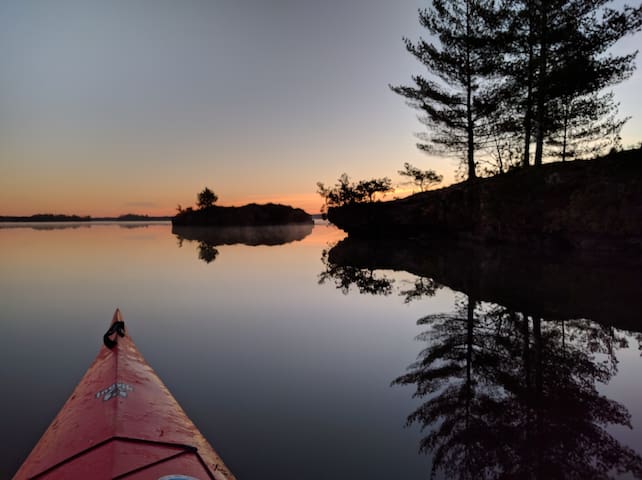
[13,310,236,480]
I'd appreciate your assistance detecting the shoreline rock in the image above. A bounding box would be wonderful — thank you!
[328,148,642,253]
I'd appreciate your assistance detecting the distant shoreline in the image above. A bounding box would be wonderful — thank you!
[1,213,327,224]
[0,214,173,223]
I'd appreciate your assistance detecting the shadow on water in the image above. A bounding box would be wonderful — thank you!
[173,223,314,264]
[320,237,642,479]
[324,236,642,331]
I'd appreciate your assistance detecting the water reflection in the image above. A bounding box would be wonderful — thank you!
[0,222,92,231]
[321,237,642,479]
[117,223,153,229]
[319,248,395,295]
[198,243,219,264]
[319,248,441,301]
[0,222,162,231]
[173,224,313,263]
[396,298,642,479]
[325,236,642,330]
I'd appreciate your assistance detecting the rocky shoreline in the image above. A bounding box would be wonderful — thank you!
[328,148,642,253]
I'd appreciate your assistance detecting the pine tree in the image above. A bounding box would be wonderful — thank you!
[546,91,627,161]
[500,0,642,166]
[396,0,641,180]
[391,0,500,180]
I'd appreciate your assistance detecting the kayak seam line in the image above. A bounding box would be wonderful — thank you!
[111,449,193,479]
[27,437,199,480]
[193,450,219,480]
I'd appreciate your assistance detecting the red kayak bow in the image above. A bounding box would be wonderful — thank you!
[14,310,236,480]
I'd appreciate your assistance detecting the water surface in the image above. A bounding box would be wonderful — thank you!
[1,222,640,479]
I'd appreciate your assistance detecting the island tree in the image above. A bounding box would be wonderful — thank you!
[197,187,218,209]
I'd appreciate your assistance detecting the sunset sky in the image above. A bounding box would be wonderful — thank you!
[1,0,641,216]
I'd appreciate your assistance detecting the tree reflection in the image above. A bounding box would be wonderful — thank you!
[399,277,440,303]
[318,248,394,295]
[198,242,219,264]
[320,236,642,477]
[394,297,642,479]
[318,247,442,299]
[324,235,642,331]
[174,224,313,264]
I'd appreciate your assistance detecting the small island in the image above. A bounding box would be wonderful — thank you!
[172,187,313,227]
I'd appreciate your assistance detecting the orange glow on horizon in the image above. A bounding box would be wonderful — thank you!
[0,169,457,218]
[0,183,459,218]
[0,192,325,218]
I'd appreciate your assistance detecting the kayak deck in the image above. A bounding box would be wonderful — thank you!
[14,310,235,480]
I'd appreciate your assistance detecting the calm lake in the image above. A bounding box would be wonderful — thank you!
[1,221,641,479]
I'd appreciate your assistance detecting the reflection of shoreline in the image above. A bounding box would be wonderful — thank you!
[172,223,313,246]
[173,224,314,264]
[0,221,169,231]
[0,223,92,231]
[326,237,642,330]
[319,234,642,477]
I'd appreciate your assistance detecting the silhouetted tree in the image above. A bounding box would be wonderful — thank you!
[316,174,392,211]
[356,177,394,202]
[546,91,626,161]
[494,0,641,166]
[541,0,639,165]
[197,187,218,209]
[391,0,502,180]
[398,162,443,192]
[395,0,641,173]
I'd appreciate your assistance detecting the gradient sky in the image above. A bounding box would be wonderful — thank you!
[1,0,641,216]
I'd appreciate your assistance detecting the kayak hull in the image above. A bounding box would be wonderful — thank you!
[14,310,235,480]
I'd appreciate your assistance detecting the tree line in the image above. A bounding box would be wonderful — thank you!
[391,0,642,179]
[317,163,443,210]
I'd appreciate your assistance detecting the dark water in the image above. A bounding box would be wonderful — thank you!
[1,222,641,479]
